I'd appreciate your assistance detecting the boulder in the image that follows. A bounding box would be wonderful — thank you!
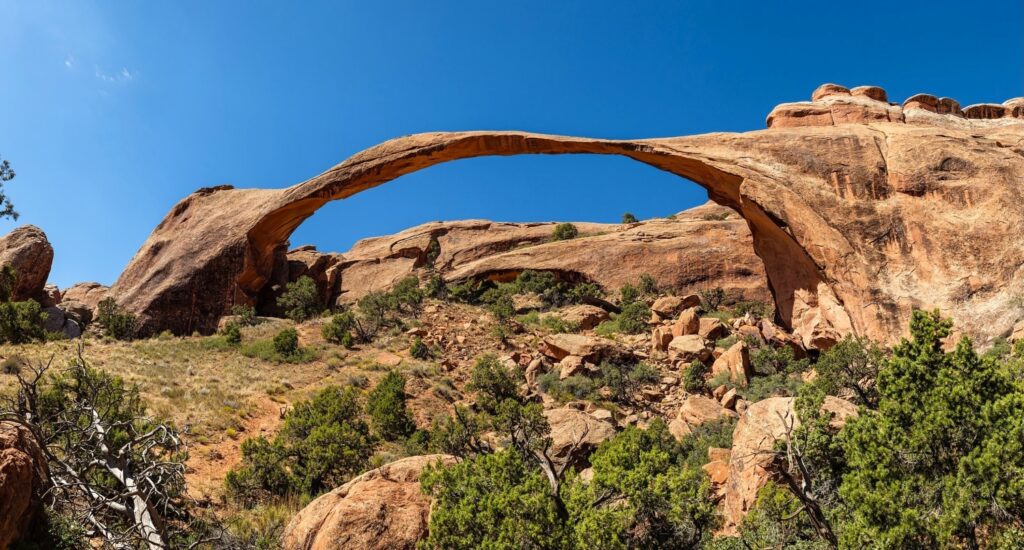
[0,421,49,550]
[699,318,728,341]
[554,304,609,330]
[0,226,53,303]
[651,326,674,352]
[651,295,701,317]
[60,282,108,312]
[671,307,700,337]
[543,408,616,465]
[711,342,753,387]
[668,335,710,363]
[721,396,857,534]
[676,395,738,431]
[282,454,455,550]
[542,334,623,363]
[1010,320,1024,343]
[39,284,60,308]
[558,355,586,380]
[58,300,93,327]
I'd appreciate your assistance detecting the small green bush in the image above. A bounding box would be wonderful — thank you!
[617,301,650,334]
[599,360,659,402]
[388,276,423,313]
[95,297,136,341]
[367,370,415,441]
[425,274,447,299]
[551,222,579,241]
[226,386,373,503]
[231,304,260,326]
[467,354,522,414]
[222,322,242,344]
[619,283,641,306]
[621,212,638,224]
[683,360,709,393]
[277,276,321,322]
[410,337,431,359]
[698,287,727,312]
[273,328,299,356]
[638,273,659,295]
[321,311,355,347]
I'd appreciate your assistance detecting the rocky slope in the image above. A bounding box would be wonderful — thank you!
[108,84,1024,349]
[259,202,768,313]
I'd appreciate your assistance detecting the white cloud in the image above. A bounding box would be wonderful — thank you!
[64,55,75,68]
[94,65,135,83]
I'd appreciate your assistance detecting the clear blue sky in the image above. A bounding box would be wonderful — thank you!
[2,1,1021,288]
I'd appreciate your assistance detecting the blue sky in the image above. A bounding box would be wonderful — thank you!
[1,1,1021,288]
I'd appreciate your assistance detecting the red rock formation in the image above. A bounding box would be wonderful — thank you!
[0,421,49,549]
[282,454,455,550]
[109,85,1024,348]
[274,202,767,310]
[0,226,53,303]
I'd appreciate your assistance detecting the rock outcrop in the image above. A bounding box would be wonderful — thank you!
[282,454,455,550]
[60,282,109,311]
[0,226,53,303]
[0,421,49,550]
[109,85,1024,347]
[262,202,767,311]
[720,396,857,534]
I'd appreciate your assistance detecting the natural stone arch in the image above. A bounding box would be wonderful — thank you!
[110,86,1024,347]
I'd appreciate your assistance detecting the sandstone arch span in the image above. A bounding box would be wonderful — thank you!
[111,85,1024,347]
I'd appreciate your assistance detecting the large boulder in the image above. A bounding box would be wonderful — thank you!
[720,396,857,534]
[282,454,455,550]
[109,85,1024,346]
[541,334,626,363]
[0,226,53,303]
[669,395,738,439]
[543,408,617,466]
[60,282,108,312]
[0,421,49,549]
[710,342,753,387]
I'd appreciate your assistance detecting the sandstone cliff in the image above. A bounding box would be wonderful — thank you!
[108,85,1024,347]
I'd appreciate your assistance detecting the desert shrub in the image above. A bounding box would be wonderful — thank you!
[540,314,580,334]
[96,297,136,341]
[226,386,374,503]
[410,336,431,358]
[388,276,423,313]
[231,304,260,326]
[567,281,603,302]
[242,329,317,363]
[276,276,320,322]
[621,212,638,224]
[677,416,736,468]
[599,360,659,402]
[838,310,1024,546]
[1,354,24,375]
[424,236,441,267]
[619,283,641,306]
[617,301,650,334]
[421,449,570,549]
[11,508,88,550]
[699,287,727,312]
[0,299,45,344]
[425,274,447,299]
[638,273,659,295]
[272,328,299,356]
[486,292,515,322]
[367,370,415,441]
[751,343,809,376]
[567,420,720,548]
[467,353,522,414]
[551,222,579,241]
[222,321,242,344]
[683,360,710,393]
[321,311,355,347]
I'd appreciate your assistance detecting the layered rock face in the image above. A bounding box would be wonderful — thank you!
[110,85,1024,346]
[282,454,455,550]
[258,202,767,312]
[0,421,49,549]
[0,226,53,303]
